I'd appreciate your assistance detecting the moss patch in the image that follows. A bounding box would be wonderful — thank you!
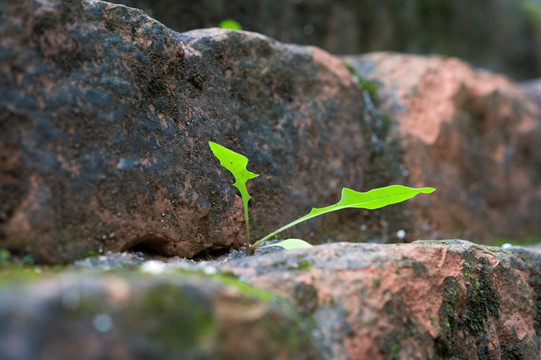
[211,272,275,302]
[132,282,217,354]
[434,251,501,359]
[293,282,319,316]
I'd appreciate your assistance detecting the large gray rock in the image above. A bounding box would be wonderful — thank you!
[0,271,328,359]
[0,0,371,263]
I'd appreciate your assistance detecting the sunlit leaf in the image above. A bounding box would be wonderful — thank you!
[253,185,435,246]
[209,141,259,241]
[218,19,243,30]
[259,239,313,250]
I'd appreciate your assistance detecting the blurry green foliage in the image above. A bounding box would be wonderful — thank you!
[218,19,242,30]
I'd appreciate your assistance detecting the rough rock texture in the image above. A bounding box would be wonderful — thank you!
[3,240,541,359]
[0,0,369,263]
[223,240,541,359]
[0,272,328,360]
[522,79,541,105]
[112,0,541,80]
[345,53,541,242]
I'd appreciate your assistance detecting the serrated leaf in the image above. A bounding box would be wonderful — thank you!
[259,239,313,250]
[209,142,259,241]
[254,185,435,246]
[209,142,259,201]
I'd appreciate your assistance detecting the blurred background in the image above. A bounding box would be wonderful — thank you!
[112,0,541,81]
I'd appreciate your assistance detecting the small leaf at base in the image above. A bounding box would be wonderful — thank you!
[259,239,313,250]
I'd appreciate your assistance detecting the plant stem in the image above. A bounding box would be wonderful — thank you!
[243,199,252,252]
[251,215,311,250]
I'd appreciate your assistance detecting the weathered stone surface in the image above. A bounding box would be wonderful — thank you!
[3,240,541,359]
[344,53,541,242]
[222,240,541,359]
[522,78,541,105]
[0,271,328,360]
[0,0,369,263]
[113,0,541,80]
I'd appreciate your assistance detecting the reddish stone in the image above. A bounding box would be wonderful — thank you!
[223,240,541,359]
[345,53,541,242]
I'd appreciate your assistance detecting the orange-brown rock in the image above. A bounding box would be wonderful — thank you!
[345,53,541,242]
[223,240,541,359]
[3,240,540,359]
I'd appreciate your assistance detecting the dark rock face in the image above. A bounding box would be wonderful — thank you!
[345,53,541,242]
[0,0,367,263]
[0,272,328,360]
[112,0,541,80]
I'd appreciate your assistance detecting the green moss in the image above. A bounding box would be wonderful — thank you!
[343,62,379,99]
[293,282,318,316]
[416,240,452,246]
[141,268,276,304]
[212,273,275,302]
[384,333,402,360]
[129,282,218,355]
[82,249,101,258]
[0,264,61,286]
[430,315,439,329]
[434,251,501,358]
[0,249,10,264]
[461,253,500,336]
[462,261,477,284]
[439,277,460,340]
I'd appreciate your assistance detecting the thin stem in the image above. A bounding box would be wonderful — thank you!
[251,212,323,249]
[243,199,251,251]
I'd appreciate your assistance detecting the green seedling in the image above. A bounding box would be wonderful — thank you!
[218,19,243,30]
[209,142,435,253]
[209,142,259,243]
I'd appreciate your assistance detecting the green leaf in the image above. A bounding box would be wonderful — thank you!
[253,185,435,247]
[259,239,313,250]
[209,142,259,242]
[218,19,243,30]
